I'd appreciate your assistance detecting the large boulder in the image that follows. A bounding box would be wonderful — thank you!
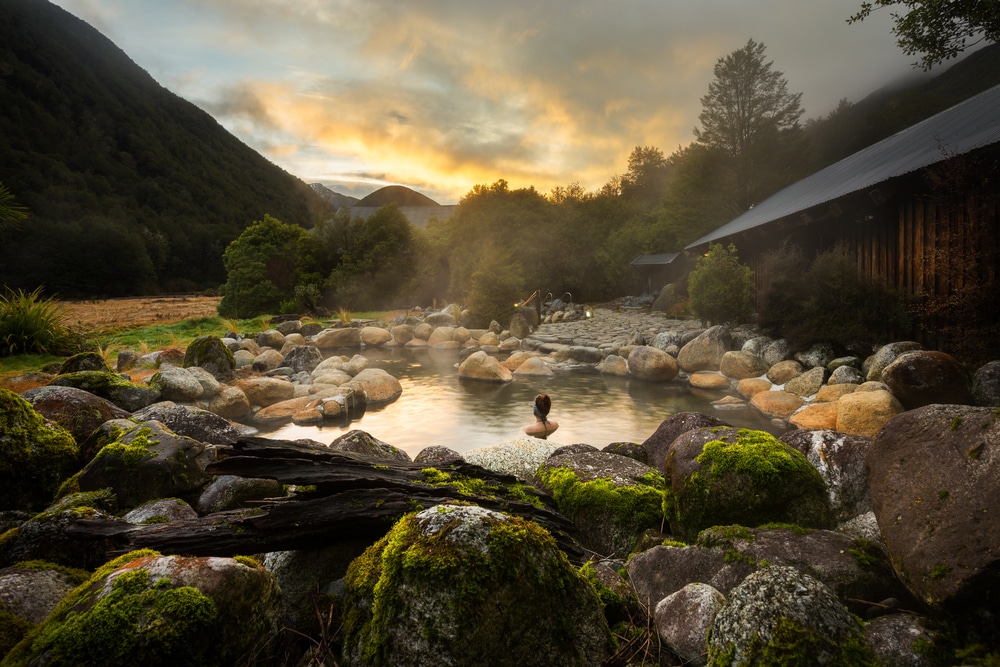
[4,550,282,667]
[0,561,88,651]
[535,450,665,557]
[655,583,727,667]
[196,475,283,514]
[749,390,804,420]
[148,366,205,402]
[236,377,295,407]
[865,341,922,382]
[706,566,878,666]
[361,326,393,347]
[784,366,828,398]
[512,356,553,376]
[279,344,323,374]
[880,350,973,409]
[457,350,513,383]
[182,335,236,382]
[463,437,562,480]
[835,389,904,437]
[77,420,211,509]
[972,360,1000,406]
[48,370,160,412]
[719,351,769,380]
[866,404,1000,610]
[780,429,873,522]
[766,359,804,385]
[641,412,730,473]
[21,385,130,449]
[207,386,252,420]
[344,368,403,403]
[0,388,78,512]
[314,326,362,349]
[677,326,732,373]
[341,504,612,666]
[130,403,242,446]
[627,345,679,381]
[663,427,832,541]
[329,429,411,462]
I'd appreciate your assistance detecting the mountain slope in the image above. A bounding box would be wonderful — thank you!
[356,185,440,208]
[0,0,323,296]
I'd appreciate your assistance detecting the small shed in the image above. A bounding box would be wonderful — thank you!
[630,253,687,296]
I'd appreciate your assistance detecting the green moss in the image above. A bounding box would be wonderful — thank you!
[233,555,261,569]
[847,538,884,567]
[0,604,35,658]
[661,539,687,547]
[697,524,755,548]
[739,616,878,667]
[928,564,951,579]
[13,560,90,586]
[95,426,158,467]
[949,417,963,431]
[53,472,81,500]
[138,515,169,525]
[418,467,545,509]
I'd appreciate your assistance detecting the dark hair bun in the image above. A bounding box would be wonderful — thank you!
[534,394,551,418]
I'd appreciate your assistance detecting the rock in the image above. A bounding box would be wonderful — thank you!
[972,360,1000,406]
[828,356,860,371]
[78,420,211,509]
[829,365,864,385]
[866,341,922,381]
[360,326,393,347]
[4,551,283,666]
[330,429,411,462]
[596,354,629,376]
[344,368,403,403]
[341,504,612,667]
[427,326,456,346]
[881,350,973,409]
[279,344,323,374]
[788,402,838,430]
[314,326,362,348]
[535,450,665,557]
[390,323,415,345]
[655,583,726,666]
[795,342,837,369]
[602,441,648,464]
[275,319,302,335]
[720,350,769,380]
[663,427,831,541]
[115,349,140,371]
[424,311,456,327]
[0,491,120,570]
[641,412,730,473]
[414,322,435,340]
[766,359,804,385]
[814,383,858,402]
[509,311,532,339]
[130,403,242,446]
[741,336,771,359]
[0,388,78,512]
[750,389,804,420]
[413,446,464,466]
[0,561,87,627]
[233,349,255,369]
[196,474,283,514]
[21,385,130,448]
[253,397,314,426]
[463,437,562,481]
[236,376,295,407]
[706,566,878,666]
[867,404,1000,609]
[148,366,205,402]
[677,325,732,372]
[865,614,939,667]
[478,331,500,346]
[784,366,828,398]
[124,498,199,524]
[512,356,553,376]
[568,345,604,364]
[185,366,222,398]
[689,371,731,390]
[835,389,904,437]
[49,370,160,412]
[736,377,772,399]
[763,338,793,366]
[651,331,685,351]
[58,351,112,374]
[182,335,236,382]
[627,345,679,381]
[208,386,252,420]
[256,329,286,349]
[457,350,513,383]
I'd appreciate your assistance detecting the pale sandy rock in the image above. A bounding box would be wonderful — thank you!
[628,345,679,381]
[750,390,804,420]
[252,396,314,425]
[689,371,730,390]
[361,326,393,347]
[502,351,536,370]
[458,350,513,383]
[814,383,858,402]
[479,331,500,346]
[789,402,839,430]
[464,437,562,480]
[427,326,456,346]
[252,349,285,372]
[719,350,769,380]
[513,356,553,376]
[314,327,362,348]
[766,359,804,385]
[237,377,296,407]
[453,326,472,343]
[414,322,434,340]
[737,377,772,399]
[208,386,251,420]
[344,368,403,403]
[836,389,904,437]
[390,324,414,344]
[597,355,629,377]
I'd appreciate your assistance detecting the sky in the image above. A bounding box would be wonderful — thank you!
[50,0,934,204]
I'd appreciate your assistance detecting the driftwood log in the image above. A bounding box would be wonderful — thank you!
[68,436,586,561]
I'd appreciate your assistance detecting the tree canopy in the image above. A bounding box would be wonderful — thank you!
[850,0,1000,70]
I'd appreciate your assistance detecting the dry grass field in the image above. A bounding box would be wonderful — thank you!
[59,296,222,333]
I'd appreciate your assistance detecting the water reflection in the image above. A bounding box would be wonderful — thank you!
[260,347,782,457]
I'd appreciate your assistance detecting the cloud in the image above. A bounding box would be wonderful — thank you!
[53,0,923,202]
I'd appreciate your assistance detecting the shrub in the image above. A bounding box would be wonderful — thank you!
[758,242,910,351]
[688,243,754,325]
[0,287,74,356]
[465,244,525,327]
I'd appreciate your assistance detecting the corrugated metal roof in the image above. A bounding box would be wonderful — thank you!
[631,252,679,266]
[686,83,1000,250]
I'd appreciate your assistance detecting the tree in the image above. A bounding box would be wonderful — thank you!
[218,215,313,318]
[694,39,805,211]
[849,0,1000,70]
[0,182,28,237]
[688,243,754,326]
[620,146,670,208]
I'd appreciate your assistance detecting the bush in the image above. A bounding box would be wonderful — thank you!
[0,287,75,356]
[688,243,754,325]
[758,242,910,351]
[465,244,525,327]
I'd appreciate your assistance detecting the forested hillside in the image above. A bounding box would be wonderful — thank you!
[0,0,323,297]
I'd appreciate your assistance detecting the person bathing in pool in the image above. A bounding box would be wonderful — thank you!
[524,393,559,439]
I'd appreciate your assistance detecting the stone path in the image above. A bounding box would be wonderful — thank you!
[526,308,703,350]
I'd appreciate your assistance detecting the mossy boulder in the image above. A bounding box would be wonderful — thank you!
[0,561,90,655]
[77,421,211,509]
[182,335,236,382]
[48,371,159,412]
[56,352,112,375]
[20,386,130,455]
[663,427,832,541]
[707,566,878,667]
[0,490,121,570]
[0,388,79,512]
[535,450,666,558]
[341,504,613,666]
[3,550,282,667]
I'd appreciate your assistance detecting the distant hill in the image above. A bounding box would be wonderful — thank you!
[0,0,323,297]
[310,183,359,209]
[356,185,440,208]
